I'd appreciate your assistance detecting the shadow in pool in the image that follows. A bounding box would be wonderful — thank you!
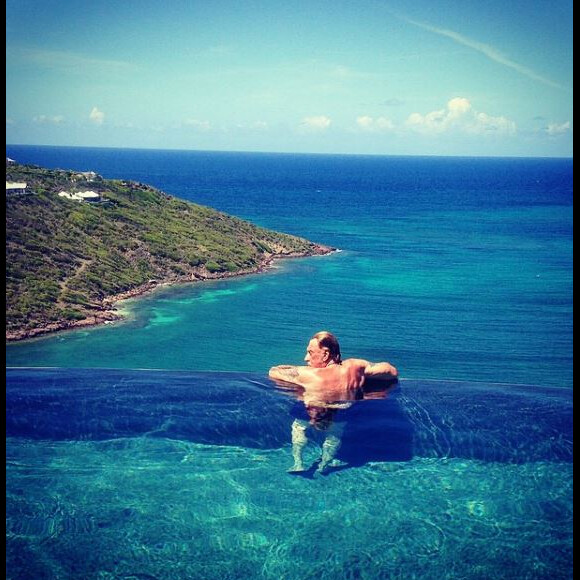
[5,369,572,467]
[337,392,415,465]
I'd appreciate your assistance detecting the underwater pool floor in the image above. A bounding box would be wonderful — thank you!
[6,368,573,579]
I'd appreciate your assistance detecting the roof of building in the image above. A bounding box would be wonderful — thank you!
[6,182,27,189]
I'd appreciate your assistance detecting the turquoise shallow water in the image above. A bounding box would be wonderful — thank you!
[5,147,573,388]
[7,368,573,579]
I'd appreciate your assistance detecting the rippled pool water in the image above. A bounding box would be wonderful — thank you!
[6,368,573,579]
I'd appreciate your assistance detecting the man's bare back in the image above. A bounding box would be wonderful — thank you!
[269,333,398,403]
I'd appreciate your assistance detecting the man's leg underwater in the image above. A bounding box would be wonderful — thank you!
[288,419,309,472]
[317,421,348,473]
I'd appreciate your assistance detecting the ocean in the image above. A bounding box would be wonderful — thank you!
[5,146,573,579]
[6,145,573,388]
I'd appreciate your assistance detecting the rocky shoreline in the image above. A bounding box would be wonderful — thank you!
[6,245,335,343]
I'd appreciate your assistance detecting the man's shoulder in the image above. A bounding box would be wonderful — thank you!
[269,364,317,385]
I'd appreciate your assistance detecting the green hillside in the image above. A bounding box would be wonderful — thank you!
[6,163,331,340]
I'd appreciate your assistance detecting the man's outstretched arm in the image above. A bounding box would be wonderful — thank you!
[269,365,306,385]
[347,359,398,381]
[364,361,398,380]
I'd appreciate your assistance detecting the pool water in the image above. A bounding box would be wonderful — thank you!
[6,368,573,579]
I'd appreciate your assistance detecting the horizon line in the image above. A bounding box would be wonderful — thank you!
[6,143,573,161]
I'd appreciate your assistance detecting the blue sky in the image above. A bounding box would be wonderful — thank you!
[6,0,573,157]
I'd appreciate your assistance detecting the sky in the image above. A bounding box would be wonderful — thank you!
[6,0,573,157]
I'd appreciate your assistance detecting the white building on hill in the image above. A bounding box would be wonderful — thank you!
[6,182,28,195]
[58,190,101,202]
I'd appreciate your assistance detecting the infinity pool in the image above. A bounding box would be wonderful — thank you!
[6,368,573,579]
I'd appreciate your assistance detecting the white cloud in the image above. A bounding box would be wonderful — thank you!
[357,116,374,130]
[13,47,136,74]
[470,112,517,135]
[299,115,332,132]
[406,98,516,136]
[447,97,471,117]
[89,107,105,125]
[546,121,571,136]
[32,114,65,124]
[183,119,212,131]
[406,109,446,133]
[356,116,394,132]
[399,16,563,90]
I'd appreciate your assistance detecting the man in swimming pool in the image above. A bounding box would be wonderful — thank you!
[269,331,398,474]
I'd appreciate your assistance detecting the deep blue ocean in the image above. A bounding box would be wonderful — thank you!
[6,145,573,388]
[5,146,573,579]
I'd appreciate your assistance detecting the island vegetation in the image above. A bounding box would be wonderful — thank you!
[6,162,332,341]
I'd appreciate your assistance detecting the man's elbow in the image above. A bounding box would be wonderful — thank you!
[370,362,398,379]
[379,363,399,379]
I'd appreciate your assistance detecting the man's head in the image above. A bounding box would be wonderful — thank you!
[304,331,342,368]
